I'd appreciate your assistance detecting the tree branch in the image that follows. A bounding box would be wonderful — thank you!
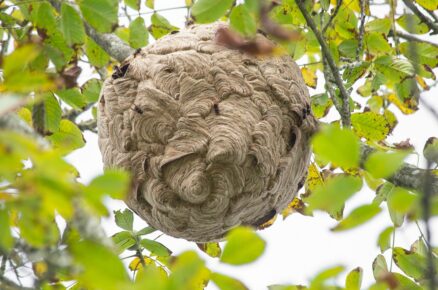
[0,114,49,148]
[401,0,438,34]
[48,0,134,62]
[84,24,134,62]
[389,30,438,49]
[360,145,438,195]
[296,0,351,128]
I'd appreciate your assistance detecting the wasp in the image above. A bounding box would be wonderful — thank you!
[213,103,220,115]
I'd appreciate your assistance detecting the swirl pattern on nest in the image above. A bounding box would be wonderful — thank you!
[98,23,317,242]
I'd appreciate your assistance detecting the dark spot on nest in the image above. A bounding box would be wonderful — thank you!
[302,107,307,119]
[288,130,297,150]
[252,209,277,228]
[213,103,220,115]
[134,48,142,57]
[112,63,130,79]
[131,104,143,114]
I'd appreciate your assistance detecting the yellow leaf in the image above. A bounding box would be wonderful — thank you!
[303,162,324,197]
[301,67,317,89]
[416,76,429,90]
[32,261,48,279]
[282,197,308,219]
[386,93,415,115]
[129,256,153,271]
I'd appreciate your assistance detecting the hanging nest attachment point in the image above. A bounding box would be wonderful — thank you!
[97,23,317,242]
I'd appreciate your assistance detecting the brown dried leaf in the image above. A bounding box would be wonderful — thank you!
[215,27,276,56]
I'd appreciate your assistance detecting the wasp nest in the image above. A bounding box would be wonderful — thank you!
[98,23,317,242]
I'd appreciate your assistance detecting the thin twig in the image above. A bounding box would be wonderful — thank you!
[119,6,189,18]
[357,0,366,61]
[296,0,351,127]
[390,229,396,271]
[390,0,400,54]
[322,0,343,34]
[77,119,98,133]
[401,0,438,34]
[389,30,438,48]
[426,9,438,23]
[421,161,437,290]
[415,221,431,248]
[420,98,438,124]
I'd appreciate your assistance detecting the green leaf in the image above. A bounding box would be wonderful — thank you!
[87,170,130,199]
[81,78,103,103]
[343,62,371,86]
[410,239,428,257]
[372,254,388,280]
[125,0,140,10]
[85,37,111,68]
[71,240,130,290]
[60,3,86,46]
[145,0,154,9]
[197,242,222,258]
[304,175,362,219]
[415,0,438,10]
[191,0,234,23]
[79,0,118,33]
[392,247,430,281]
[149,13,178,39]
[386,187,415,227]
[211,272,248,290]
[32,93,62,134]
[365,18,391,34]
[424,137,438,165]
[345,267,363,290]
[0,209,13,252]
[391,273,422,290]
[230,5,256,37]
[56,88,87,109]
[1,45,53,93]
[400,42,438,68]
[377,226,394,253]
[30,2,57,32]
[397,14,429,35]
[311,93,332,119]
[140,239,172,257]
[310,266,345,288]
[365,150,409,179]
[168,251,208,290]
[47,119,85,152]
[386,186,416,227]
[364,32,392,56]
[339,39,358,59]
[129,17,149,49]
[114,209,134,231]
[221,227,265,265]
[331,204,381,231]
[374,56,415,84]
[43,32,75,71]
[312,125,360,169]
[268,286,308,290]
[112,231,136,253]
[136,226,156,236]
[351,112,391,141]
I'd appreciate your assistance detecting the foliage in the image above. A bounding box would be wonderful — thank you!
[0,0,437,289]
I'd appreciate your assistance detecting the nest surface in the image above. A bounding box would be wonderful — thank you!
[97,23,317,242]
